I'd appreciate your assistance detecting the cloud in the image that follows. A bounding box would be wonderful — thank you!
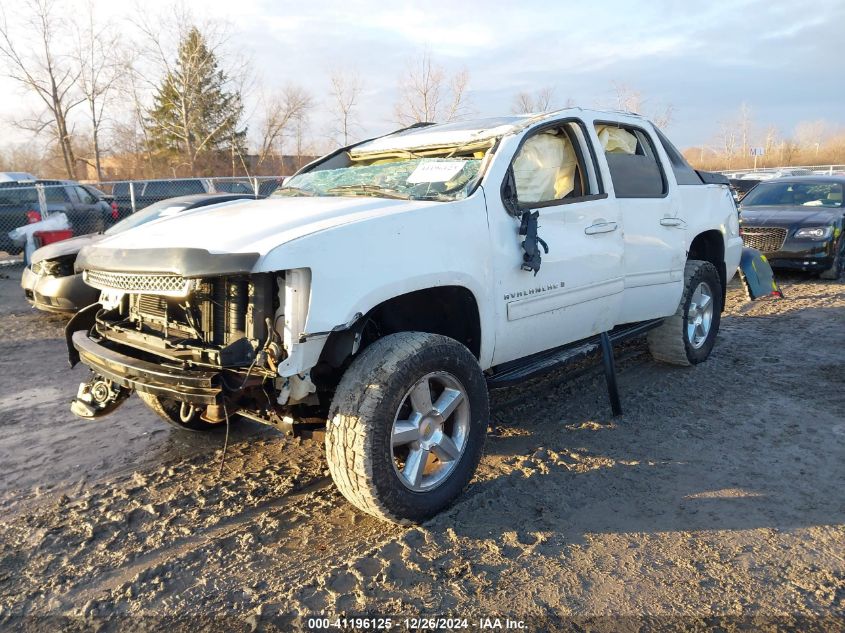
[0,0,842,153]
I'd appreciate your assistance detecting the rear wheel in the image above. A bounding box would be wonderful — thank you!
[136,392,223,432]
[326,332,488,524]
[648,260,723,366]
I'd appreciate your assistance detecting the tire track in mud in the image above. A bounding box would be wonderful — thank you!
[62,475,335,605]
[2,275,844,622]
[0,424,273,517]
[0,427,408,619]
[0,347,644,618]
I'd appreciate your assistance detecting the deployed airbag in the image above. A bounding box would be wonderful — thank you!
[596,125,637,154]
[512,132,577,203]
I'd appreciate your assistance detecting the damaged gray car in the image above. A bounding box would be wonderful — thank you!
[22,193,255,313]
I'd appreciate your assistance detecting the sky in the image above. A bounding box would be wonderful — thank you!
[1,0,843,153]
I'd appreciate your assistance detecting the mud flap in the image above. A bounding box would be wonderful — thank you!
[66,303,101,367]
[738,247,784,300]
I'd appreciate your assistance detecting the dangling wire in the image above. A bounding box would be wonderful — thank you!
[218,402,231,478]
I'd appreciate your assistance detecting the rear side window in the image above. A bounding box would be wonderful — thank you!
[0,185,37,206]
[45,187,69,203]
[595,123,666,198]
[74,185,98,204]
[654,128,702,185]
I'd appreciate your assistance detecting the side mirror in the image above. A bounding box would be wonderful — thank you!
[502,168,520,217]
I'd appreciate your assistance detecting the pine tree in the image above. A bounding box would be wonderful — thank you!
[146,27,246,174]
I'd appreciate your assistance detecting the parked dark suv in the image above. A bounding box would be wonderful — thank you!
[0,173,114,255]
[111,179,210,218]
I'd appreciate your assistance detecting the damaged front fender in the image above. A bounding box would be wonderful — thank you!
[66,303,101,367]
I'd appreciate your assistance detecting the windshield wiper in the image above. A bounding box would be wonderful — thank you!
[274,186,315,197]
[327,185,410,200]
[412,191,452,201]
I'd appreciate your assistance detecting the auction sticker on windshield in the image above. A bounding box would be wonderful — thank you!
[407,160,467,184]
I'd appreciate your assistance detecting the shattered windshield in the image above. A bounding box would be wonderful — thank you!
[275,157,483,202]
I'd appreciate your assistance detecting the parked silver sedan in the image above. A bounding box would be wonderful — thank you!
[22,193,254,313]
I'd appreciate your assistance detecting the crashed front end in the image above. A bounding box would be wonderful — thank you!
[23,255,93,313]
[67,248,320,430]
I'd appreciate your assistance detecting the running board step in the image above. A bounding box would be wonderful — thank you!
[486,319,663,389]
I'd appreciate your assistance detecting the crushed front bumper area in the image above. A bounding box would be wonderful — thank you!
[764,239,837,272]
[70,330,222,405]
[22,267,98,313]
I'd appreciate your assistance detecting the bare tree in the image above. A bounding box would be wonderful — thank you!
[329,70,363,146]
[738,102,753,159]
[0,142,47,174]
[611,82,674,129]
[74,1,123,180]
[612,82,643,113]
[511,91,534,114]
[510,86,555,114]
[0,0,82,178]
[794,120,827,157]
[763,125,780,167]
[716,120,738,167]
[652,104,674,130]
[255,85,313,168]
[292,107,315,170]
[394,50,470,125]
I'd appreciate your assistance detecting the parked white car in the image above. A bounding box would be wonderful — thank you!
[744,168,814,181]
[66,109,742,523]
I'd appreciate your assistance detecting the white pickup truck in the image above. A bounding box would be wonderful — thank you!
[67,109,742,523]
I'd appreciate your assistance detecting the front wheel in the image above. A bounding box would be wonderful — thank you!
[819,237,843,280]
[326,332,488,524]
[648,260,723,366]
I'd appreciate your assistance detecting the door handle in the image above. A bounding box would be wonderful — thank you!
[660,217,687,228]
[585,221,618,235]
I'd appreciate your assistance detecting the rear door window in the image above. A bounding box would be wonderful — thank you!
[41,183,70,203]
[595,123,667,198]
[74,186,98,204]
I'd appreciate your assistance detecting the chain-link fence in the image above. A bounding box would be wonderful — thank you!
[1,176,284,268]
[720,164,845,177]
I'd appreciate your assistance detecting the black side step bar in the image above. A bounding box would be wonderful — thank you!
[486,318,663,390]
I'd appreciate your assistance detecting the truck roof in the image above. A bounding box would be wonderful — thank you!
[351,108,645,156]
[0,172,37,184]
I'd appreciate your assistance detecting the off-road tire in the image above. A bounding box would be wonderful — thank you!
[648,260,722,366]
[136,391,223,432]
[325,332,488,524]
[819,237,843,280]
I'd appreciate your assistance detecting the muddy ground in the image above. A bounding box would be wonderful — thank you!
[0,267,842,631]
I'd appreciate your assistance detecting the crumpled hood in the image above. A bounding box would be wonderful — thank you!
[88,195,436,256]
[739,205,840,226]
[31,233,104,264]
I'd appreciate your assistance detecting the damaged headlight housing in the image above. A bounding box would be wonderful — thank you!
[794,226,833,240]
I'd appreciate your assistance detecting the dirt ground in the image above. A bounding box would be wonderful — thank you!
[0,266,842,631]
